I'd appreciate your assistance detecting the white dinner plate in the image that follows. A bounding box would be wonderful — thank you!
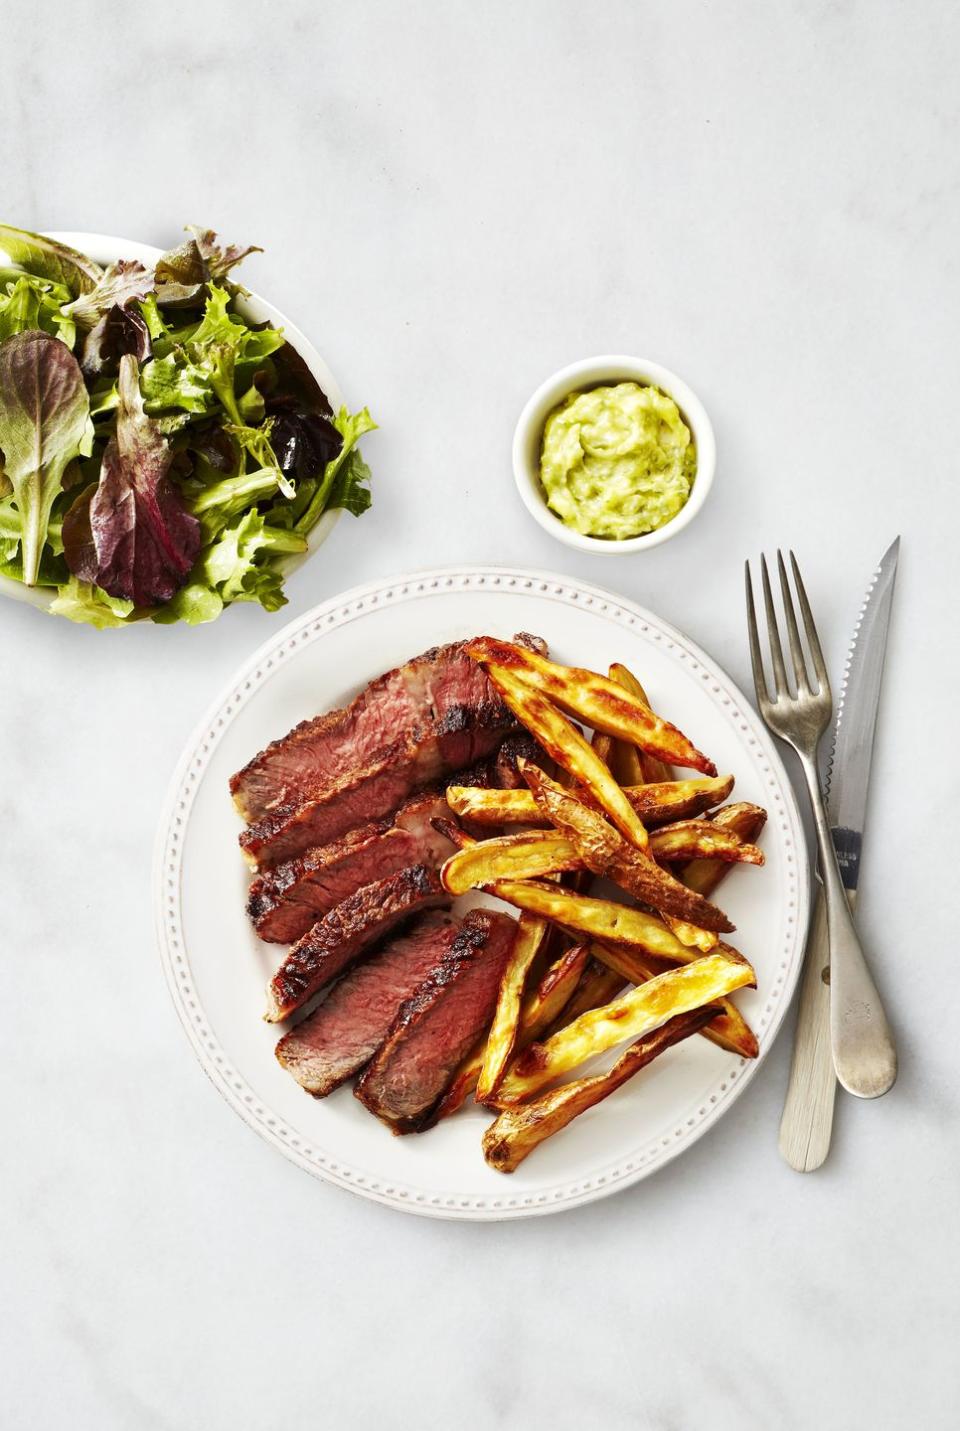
[155,566,809,1220]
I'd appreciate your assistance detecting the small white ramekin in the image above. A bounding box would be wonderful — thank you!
[512,355,716,555]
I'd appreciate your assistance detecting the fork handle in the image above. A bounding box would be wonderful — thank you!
[778,885,846,1170]
[798,753,897,1099]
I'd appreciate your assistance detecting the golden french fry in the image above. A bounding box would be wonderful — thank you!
[662,802,768,953]
[444,786,544,826]
[682,803,768,895]
[608,664,673,783]
[610,736,645,789]
[649,820,764,865]
[476,912,552,1101]
[443,775,734,829]
[466,637,717,775]
[440,830,581,894]
[521,764,733,933]
[482,664,650,849]
[549,958,625,1027]
[488,878,710,960]
[664,917,719,952]
[435,942,590,1119]
[482,1008,717,1172]
[485,878,758,1060]
[495,948,755,1104]
[607,665,646,786]
[591,729,616,770]
[591,941,758,1060]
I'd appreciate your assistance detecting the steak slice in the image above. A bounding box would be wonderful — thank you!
[231,639,520,826]
[355,908,517,1133]
[275,911,461,1096]
[248,791,457,944]
[264,865,448,1022]
[237,714,517,870]
[494,732,547,789]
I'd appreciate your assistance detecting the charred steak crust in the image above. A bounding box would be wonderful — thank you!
[275,911,461,1097]
[355,909,517,1134]
[494,732,546,790]
[237,704,516,869]
[230,639,523,826]
[264,864,449,1023]
[247,791,456,944]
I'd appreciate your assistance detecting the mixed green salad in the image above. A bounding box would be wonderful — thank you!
[0,224,374,627]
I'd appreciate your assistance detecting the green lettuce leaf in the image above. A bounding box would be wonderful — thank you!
[0,224,102,296]
[49,575,135,628]
[149,509,305,624]
[227,418,294,499]
[138,285,283,422]
[150,581,223,626]
[327,447,372,517]
[0,271,76,346]
[186,466,281,542]
[0,331,92,585]
[199,508,305,601]
[292,406,376,534]
[140,351,216,414]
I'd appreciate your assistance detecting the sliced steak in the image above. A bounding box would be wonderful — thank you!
[494,732,547,789]
[275,911,461,1096]
[264,865,448,1022]
[231,639,522,826]
[248,792,456,944]
[238,718,518,870]
[355,908,517,1133]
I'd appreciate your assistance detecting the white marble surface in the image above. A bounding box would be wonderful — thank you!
[2,3,958,1426]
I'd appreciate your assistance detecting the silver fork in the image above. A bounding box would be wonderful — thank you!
[745,551,897,1099]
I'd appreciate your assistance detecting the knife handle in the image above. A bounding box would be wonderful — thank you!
[778,885,853,1171]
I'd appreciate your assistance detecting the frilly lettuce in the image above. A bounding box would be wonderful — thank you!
[0,225,375,628]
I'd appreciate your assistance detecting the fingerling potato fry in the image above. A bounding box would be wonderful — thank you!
[494,947,755,1104]
[590,941,759,1060]
[548,958,625,1028]
[482,1008,717,1171]
[648,820,764,865]
[440,830,581,894]
[608,664,674,783]
[481,664,650,849]
[443,775,734,829]
[476,911,552,1101]
[485,879,757,1059]
[466,637,717,776]
[521,764,734,933]
[662,802,767,953]
[488,878,713,961]
[681,802,768,895]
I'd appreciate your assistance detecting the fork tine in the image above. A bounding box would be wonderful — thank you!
[777,549,811,694]
[744,562,769,707]
[760,554,789,697]
[789,551,831,698]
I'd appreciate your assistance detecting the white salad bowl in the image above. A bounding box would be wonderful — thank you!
[0,231,346,617]
[512,354,716,555]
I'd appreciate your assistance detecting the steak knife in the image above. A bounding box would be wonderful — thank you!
[778,537,900,1172]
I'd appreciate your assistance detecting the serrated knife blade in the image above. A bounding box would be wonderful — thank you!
[822,536,900,891]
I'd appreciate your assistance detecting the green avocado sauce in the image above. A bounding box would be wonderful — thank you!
[539,382,696,540]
